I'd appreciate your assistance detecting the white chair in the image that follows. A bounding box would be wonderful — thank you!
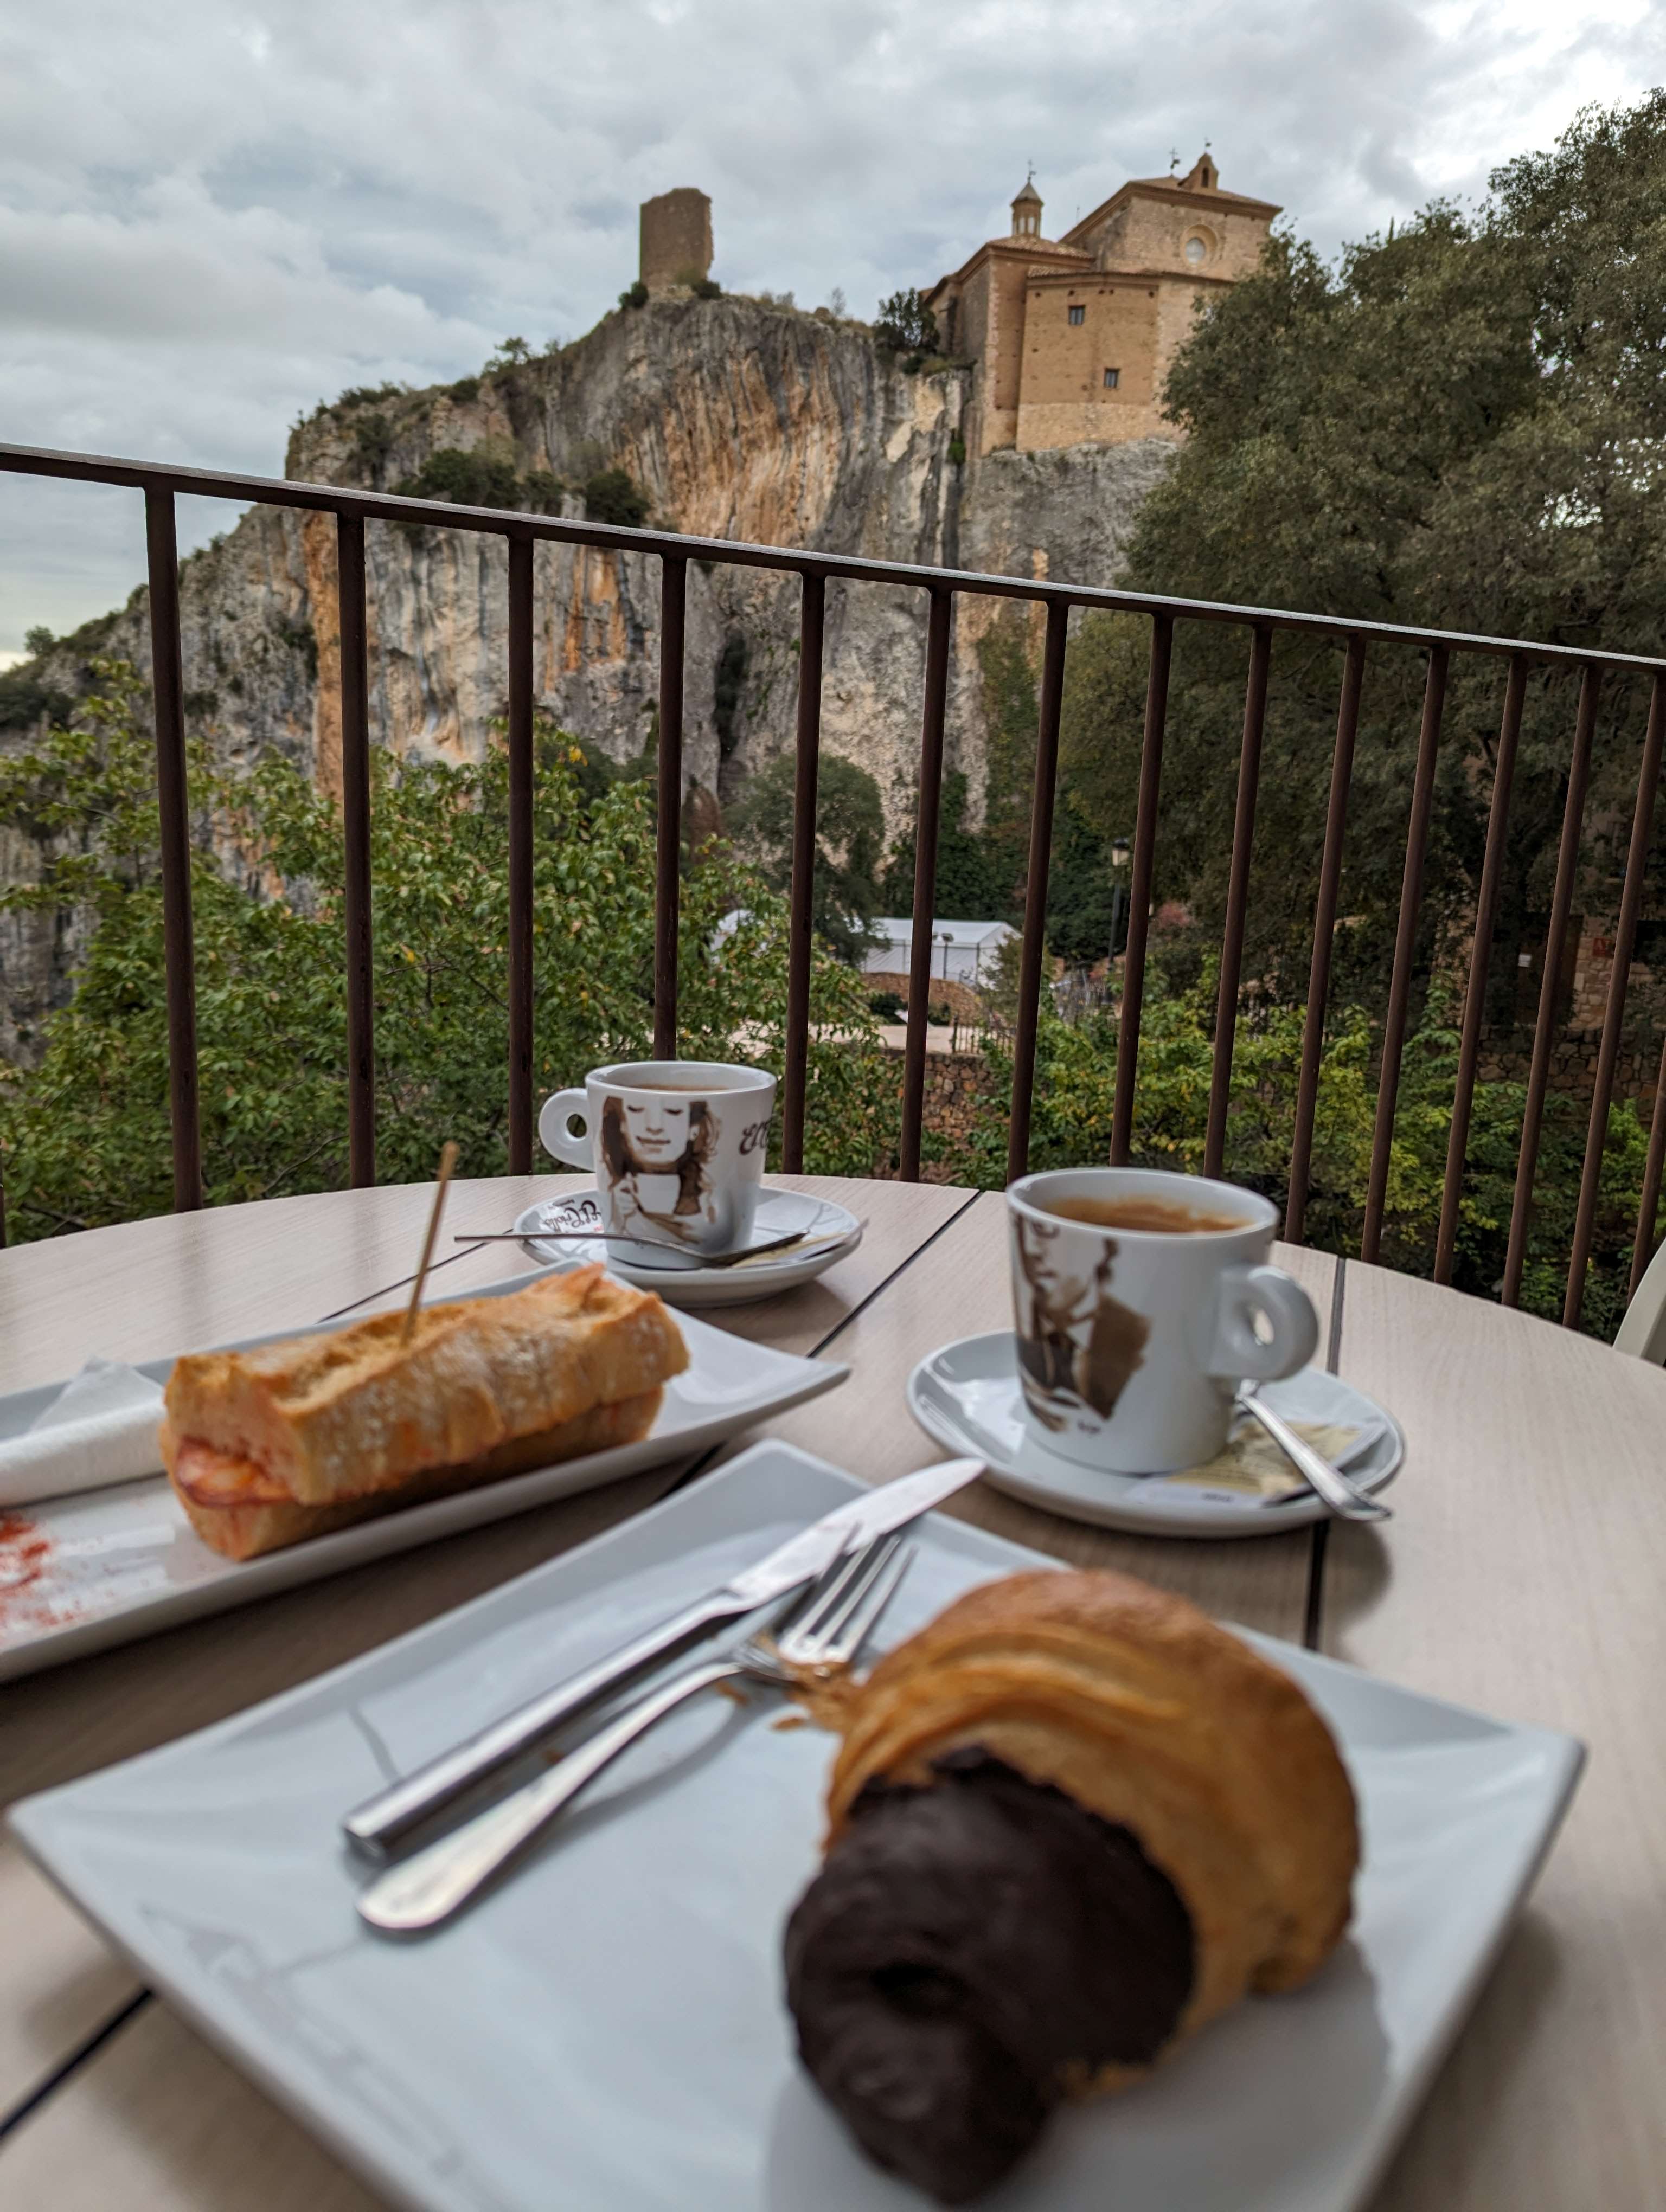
[1614,1236,1666,1364]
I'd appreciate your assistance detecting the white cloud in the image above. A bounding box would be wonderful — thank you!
[1,0,1658,650]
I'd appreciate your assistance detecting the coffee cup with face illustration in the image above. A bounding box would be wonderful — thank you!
[538,1060,777,1266]
[1005,1166,1319,1475]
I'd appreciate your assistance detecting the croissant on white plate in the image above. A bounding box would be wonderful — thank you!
[783,1568,1359,2203]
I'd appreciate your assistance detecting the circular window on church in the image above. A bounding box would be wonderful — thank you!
[1184,234,1209,265]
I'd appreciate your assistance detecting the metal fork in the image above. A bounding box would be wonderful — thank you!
[356,1532,915,1935]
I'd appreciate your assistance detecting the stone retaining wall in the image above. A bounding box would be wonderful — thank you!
[871,1046,997,1182]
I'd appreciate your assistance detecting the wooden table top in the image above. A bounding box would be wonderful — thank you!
[1,1176,1662,2210]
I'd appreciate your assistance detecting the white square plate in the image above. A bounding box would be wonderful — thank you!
[0,1274,844,1683]
[11,1444,1584,2211]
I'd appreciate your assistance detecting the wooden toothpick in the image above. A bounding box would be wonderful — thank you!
[403,1141,459,1342]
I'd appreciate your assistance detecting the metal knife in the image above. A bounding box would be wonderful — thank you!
[341,1456,984,1860]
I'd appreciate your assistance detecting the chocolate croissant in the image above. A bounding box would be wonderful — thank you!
[783,1569,1358,2204]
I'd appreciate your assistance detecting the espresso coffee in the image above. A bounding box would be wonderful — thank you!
[1047,1195,1248,1236]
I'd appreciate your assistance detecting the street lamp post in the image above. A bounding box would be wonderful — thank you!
[1108,835,1131,977]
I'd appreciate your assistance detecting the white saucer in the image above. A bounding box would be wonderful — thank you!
[907,1330,1405,1538]
[514,1187,863,1308]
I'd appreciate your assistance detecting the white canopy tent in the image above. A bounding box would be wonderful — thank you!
[861,919,1016,986]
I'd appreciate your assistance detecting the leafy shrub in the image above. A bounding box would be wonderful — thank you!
[581,468,650,528]
[350,412,395,482]
[934,963,1657,1340]
[396,447,523,510]
[0,667,72,731]
[693,279,722,300]
[947,436,966,465]
[868,991,905,1020]
[337,382,404,410]
[447,376,481,404]
[618,281,649,310]
[274,617,318,678]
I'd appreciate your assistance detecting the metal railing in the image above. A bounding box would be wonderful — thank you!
[4,438,1665,1326]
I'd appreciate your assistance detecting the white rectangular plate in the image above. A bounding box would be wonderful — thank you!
[11,1443,1583,2212]
[0,1275,845,1682]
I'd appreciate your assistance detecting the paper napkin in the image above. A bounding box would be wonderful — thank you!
[0,1356,167,1509]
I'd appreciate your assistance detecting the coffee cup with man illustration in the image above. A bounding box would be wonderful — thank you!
[539,1060,777,1266]
[1006,1166,1319,1474]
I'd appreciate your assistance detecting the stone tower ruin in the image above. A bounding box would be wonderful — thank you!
[639,188,713,294]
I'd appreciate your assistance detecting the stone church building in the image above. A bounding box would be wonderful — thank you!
[925,154,1279,455]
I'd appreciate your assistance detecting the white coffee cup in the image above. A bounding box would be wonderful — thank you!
[539,1060,777,1266]
[1006,1166,1319,1475]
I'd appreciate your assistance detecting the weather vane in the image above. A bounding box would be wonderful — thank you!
[1168,147,1178,173]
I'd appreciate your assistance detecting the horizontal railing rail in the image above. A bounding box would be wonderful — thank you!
[4,438,1665,1328]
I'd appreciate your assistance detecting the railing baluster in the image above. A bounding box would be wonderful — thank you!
[900,587,952,1181]
[1008,601,1070,1185]
[1631,1033,1666,1296]
[145,487,203,1212]
[1564,671,1664,1326]
[782,573,825,1172]
[1361,646,1448,1264]
[1204,624,1271,1180]
[506,532,535,1173]
[654,554,687,1060]
[1434,654,1527,1283]
[1111,614,1172,1166]
[337,513,376,1188]
[1501,663,1600,1304]
[1285,636,1364,1243]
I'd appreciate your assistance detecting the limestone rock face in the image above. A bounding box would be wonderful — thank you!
[2,294,1171,1057]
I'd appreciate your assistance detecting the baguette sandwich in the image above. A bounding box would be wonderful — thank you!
[159,1265,688,1561]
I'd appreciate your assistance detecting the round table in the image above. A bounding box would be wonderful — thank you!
[1,1175,1662,2210]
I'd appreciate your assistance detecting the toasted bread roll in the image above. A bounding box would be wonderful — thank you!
[165,1388,664,1561]
[160,1265,687,1559]
[163,1266,686,1509]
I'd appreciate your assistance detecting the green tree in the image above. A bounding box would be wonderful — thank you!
[879,770,1005,919]
[581,468,650,528]
[976,610,1043,914]
[1063,92,1666,1013]
[728,753,886,963]
[873,287,938,359]
[0,664,898,1239]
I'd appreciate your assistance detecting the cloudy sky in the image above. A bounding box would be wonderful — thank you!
[1,0,1659,661]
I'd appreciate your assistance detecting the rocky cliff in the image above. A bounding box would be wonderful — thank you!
[2,293,1171,1057]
